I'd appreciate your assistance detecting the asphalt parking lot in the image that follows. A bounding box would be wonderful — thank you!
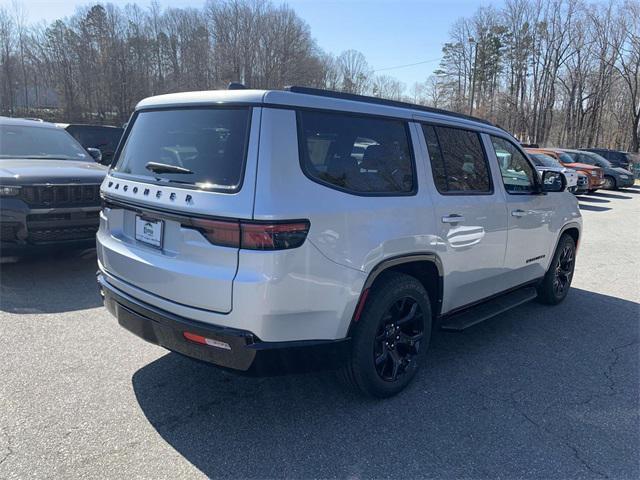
[1,188,638,480]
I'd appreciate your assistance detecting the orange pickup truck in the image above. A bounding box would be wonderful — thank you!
[525,148,605,192]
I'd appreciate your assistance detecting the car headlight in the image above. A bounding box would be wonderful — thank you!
[0,186,21,196]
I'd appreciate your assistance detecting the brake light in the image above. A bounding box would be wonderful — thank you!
[183,218,309,250]
[241,221,310,250]
[189,218,240,248]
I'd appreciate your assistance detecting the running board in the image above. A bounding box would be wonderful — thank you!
[440,286,538,332]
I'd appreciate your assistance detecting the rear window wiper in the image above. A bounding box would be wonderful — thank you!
[145,162,193,175]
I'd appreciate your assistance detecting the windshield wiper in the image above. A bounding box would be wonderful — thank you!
[145,162,193,175]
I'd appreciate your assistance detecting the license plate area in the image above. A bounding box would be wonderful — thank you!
[135,216,164,248]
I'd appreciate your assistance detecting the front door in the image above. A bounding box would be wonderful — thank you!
[487,135,555,284]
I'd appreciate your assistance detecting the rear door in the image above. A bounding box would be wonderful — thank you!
[486,135,555,283]
[418,123,509,312]
[98,106,259,313]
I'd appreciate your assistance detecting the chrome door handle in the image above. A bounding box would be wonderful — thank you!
[511,209,527,217]
[442,215,465,224]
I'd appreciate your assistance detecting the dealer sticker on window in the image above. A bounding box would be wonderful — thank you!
[135,216,163,248]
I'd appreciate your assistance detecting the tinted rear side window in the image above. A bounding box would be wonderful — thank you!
[297,110,415,195]
[67,126,123,162]
[422,124,491,194]
[113,108,250,192]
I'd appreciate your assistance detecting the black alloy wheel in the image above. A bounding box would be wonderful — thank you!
[552,243,575,298]
[340,271,432,398]
[373,297,424,382]
[537,234,576,305]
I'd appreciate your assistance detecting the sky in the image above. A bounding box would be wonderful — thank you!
[1,0,500,86]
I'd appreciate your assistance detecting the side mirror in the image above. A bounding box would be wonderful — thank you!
[86,147,102,163]
[541,170,566,192]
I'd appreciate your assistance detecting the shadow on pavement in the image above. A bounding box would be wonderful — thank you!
[132,288,639,479]
[586,191,633,200]
[0,249,101,313]
[575,195,609,203]
[578,204,611,212]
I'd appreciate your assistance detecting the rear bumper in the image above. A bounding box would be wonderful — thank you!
[98,274,351,375]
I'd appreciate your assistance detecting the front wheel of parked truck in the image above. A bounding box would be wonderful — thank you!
[537,234,576,305]
[340,272,432,398]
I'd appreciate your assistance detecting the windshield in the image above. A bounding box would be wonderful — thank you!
[0,125,90,161]
[530,153,562,168]
[581,151,611,168]
[557,152,575,164]
[113,108,250,191]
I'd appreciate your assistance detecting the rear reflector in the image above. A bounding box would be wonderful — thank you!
[353,288,370,322]
[183,218,309,250]
[183,331,231,350]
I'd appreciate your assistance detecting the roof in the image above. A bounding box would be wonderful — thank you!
[135,88,506,136]
[0,116,60,129]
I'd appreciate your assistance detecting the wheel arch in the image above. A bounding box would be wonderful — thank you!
[348,254,444,336]
[548,223,581,271]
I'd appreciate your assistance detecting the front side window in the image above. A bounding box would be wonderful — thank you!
[0,125,89,161]
[422,124,491,194]
[297,110,415,195]
[113,108,250,192]
[490,136,538,193]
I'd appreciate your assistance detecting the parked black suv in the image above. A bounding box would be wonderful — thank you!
[0,117,107,256]
[580,148,634,170]
[57,123,124,165]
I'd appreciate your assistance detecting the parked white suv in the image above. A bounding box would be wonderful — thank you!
[97,86,581,398]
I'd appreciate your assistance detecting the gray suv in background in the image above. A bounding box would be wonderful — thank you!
[0,117,107,257]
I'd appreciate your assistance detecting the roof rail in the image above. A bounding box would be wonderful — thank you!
[283,86,494,126]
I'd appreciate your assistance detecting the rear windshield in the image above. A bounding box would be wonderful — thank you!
[0,125,90,161]
[113,108,250,192]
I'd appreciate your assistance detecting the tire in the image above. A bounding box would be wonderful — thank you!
[340,272,432,398]
[537,234,576,305]
[603,176,616,190]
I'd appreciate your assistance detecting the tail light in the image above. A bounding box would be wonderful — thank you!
[183,218,310,250]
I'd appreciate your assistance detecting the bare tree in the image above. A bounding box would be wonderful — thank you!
[337,49,372,94]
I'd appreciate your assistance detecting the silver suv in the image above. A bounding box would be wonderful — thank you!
[97,86,581,398]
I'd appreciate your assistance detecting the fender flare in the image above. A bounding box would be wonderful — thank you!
[363,253,444,290]
[348,253,444,335]
[547,222,581,271]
